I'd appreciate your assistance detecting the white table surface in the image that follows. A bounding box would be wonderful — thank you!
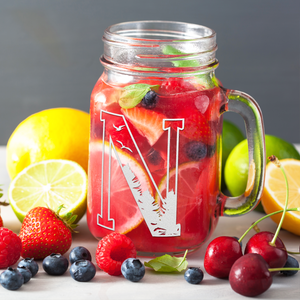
[0,145,299,300]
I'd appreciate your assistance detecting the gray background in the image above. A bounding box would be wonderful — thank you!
[1,0,299,145]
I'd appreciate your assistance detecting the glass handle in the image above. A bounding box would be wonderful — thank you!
[219,89,266,216]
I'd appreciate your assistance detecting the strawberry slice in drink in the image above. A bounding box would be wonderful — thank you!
[121,107,167,146]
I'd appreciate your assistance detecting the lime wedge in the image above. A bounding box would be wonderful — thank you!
[8,159,87,223]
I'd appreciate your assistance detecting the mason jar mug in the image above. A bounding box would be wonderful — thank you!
[87,21,265,256]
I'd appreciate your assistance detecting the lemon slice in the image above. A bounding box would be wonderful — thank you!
[8,159,88,223]
[261,159,300,236]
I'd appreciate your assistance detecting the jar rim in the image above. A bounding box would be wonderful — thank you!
[104,20,216,44]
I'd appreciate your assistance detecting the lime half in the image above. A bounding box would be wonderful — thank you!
[8,159,88,223]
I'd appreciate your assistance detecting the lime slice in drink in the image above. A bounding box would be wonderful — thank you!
[8,159,88,223]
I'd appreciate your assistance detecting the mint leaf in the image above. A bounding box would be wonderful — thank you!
[119,84,159,109]
[162,45,200,68]
[144,250,188,272]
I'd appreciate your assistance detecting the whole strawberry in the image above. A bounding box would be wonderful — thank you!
[19,205,77,260]
[0,227,22,268]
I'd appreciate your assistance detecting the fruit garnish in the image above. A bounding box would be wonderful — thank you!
[119,83,159,109]
[19,205,77,260]
[121,258,145,282]
[17,265,32,284]
[18,258,39,277]
[8,159,87,223]
[280,255,299,276]
[224,135,300,197]
[144,250,188,272]
[261,158,300,236]
[6,107,90,179]
[95,232,136,276]
[141,90,159,109]
[0,267,24,290]
[221,120,244,190]
[122,106,166,146]
[204,206,300,279]
[156,161,212,238]
[229,253,273,297]
[184,140,208,161]
[70,260,96,282]
[88,141,150,234]
[184,267,204,284]
[244,231,287,270]
[42,253,69,276]
[244,156,290,270]
[0,227,22,269]
[69,246,92,264]
[159,78,196,95]
[204,236,242,279]
[229,253,300,297]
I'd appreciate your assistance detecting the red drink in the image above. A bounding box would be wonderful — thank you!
[87,76,226,255]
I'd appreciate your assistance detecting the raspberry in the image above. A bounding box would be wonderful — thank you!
[159,78,196,95]
[96,232,136,276]
[0,227,22,268]
[0,216,3,227]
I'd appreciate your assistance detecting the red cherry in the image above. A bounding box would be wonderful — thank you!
[244,231,288,270]
[229,253,273,297]
[204,236,243,278]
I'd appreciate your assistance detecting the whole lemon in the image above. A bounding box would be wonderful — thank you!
[224,134,300,197]
[7,107,89,179]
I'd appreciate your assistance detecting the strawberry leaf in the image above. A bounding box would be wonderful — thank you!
[119,84,159,109]
[144,250,188,272]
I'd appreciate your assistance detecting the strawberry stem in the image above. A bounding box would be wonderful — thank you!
[268,156,289,246]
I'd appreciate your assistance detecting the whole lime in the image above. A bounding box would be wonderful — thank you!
[224,134,300,197]
[221,120,244,189]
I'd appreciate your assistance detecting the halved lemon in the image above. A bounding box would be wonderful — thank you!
[8,159,88,223]
[261,159,300,236]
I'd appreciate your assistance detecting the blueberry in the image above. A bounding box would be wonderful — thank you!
[18,257,39,277]
[70,260,96,282]
[42,253,69,276]
[121,258,145,282]
[141,90,159,109]
[184,141,207,161]
[146,149,162,165]
[17,266,32,283]
[0,267,24,290]
[69,246,92,264]
[280,255,299,276]
[184,267,204,284]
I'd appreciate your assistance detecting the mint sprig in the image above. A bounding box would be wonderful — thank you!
[144,250,188,272]
[162,45,200,68]
[119,83,159,109]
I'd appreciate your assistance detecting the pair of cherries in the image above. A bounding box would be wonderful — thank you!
[204,231,288,297]
[204,156,299,297]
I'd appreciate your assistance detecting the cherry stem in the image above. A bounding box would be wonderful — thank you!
[238,207,300,243]
[268,156,289,246]
[287,251,300,255]
[269,267,300,272]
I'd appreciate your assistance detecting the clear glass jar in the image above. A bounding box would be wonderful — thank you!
[87,21,265,256]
